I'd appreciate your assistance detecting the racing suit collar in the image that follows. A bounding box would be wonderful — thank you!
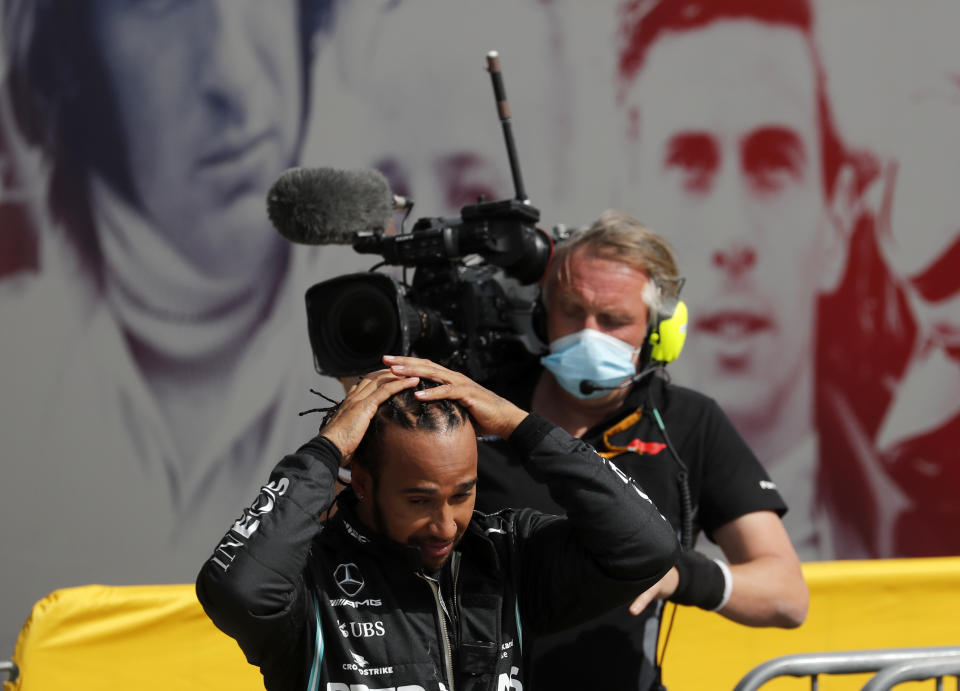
[332,488,459,572]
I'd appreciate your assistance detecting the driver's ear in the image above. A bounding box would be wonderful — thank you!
[351,462,374,501]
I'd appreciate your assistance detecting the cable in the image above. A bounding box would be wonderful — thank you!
[646,389,695,687]
[656,602,679,678]
[650,405,693,550]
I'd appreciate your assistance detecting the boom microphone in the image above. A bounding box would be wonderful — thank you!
[579,364,663,396]
[266,167,397,245]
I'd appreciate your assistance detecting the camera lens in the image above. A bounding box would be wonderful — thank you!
[329,283,398,359]
[305,273,408,376]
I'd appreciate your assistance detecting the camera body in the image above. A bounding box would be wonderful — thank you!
[305,198,558,382]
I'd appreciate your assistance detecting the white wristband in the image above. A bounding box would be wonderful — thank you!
[708,559,733,611]
[337,466,352,484]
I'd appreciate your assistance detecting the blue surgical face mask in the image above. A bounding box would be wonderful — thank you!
[540,329,641,400]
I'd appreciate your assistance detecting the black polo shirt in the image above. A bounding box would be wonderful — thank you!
[477,366,786,690]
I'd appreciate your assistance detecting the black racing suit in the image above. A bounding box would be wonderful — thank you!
[197,414,680,691]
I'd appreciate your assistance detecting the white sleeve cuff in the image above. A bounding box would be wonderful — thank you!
[708,558,733,611]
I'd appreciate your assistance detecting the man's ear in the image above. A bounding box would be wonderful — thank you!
[820,162,860,293]
[351,462,373,500]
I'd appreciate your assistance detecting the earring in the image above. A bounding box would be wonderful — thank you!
[357,494,365,502]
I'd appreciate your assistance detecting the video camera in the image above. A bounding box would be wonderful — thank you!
[300,52,562,383]
[306,199,557,382]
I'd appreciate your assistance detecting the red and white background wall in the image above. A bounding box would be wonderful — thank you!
[0,0,957,656]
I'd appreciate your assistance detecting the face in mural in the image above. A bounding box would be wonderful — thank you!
[346,0,563,220]
[89,0,303,277]
[360,12,511,217]
[622,20,836,433]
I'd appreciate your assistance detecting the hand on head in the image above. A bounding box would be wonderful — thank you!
[320,356,527,461]
[319,369,420,461]
[382,356,528,439]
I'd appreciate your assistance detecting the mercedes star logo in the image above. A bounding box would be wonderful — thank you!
[334,562,365,597]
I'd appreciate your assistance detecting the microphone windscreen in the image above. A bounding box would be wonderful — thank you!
[266,167,394,245]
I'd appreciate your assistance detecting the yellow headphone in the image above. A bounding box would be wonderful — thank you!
[648,296,688,364]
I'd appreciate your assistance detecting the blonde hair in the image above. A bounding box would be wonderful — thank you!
[544,210,681,314]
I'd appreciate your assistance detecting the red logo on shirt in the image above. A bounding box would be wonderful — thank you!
[626,439,666,455]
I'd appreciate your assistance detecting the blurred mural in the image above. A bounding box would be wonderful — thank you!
[1,0,957,655]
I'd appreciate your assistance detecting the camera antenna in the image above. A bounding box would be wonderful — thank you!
[486,51,528,203]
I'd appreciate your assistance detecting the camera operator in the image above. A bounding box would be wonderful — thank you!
[197,355,679,691]
[475,211,809,690]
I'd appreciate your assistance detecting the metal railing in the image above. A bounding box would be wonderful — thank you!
[733,647,960,691]
[861,653,960,691]
[1,659,18,683]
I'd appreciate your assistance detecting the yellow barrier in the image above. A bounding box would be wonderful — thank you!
[5,558,959,690]
[661,557,960,690]
[4,584,264,691]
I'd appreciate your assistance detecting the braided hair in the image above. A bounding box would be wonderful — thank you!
[352,379,475,484]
